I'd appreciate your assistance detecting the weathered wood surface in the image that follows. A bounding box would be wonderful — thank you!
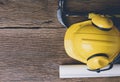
[67,0,120,12]
[0,0,61,27]
[0,29,119,82]
[0,0,120,27]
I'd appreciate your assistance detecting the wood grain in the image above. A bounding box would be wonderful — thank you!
[0,28,119,82]
[0,0,120,28]
[67,0,120,12]
[0,0,61,27]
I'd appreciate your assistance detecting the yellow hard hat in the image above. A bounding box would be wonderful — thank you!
[89,13,113,30]
[64,14,120,70]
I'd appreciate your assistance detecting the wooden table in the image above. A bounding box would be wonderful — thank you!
[0,0,120,82]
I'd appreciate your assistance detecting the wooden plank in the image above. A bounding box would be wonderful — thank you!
[0,0,62,27]
[0,0,120,28]
[0,28,119,82]
[67,0,120,13]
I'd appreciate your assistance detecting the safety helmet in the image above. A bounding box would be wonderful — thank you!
[64,13,120,70]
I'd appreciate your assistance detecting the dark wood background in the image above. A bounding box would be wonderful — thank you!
[0,0,120,82]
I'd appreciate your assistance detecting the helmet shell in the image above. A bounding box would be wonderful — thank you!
[64,20,120,69]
